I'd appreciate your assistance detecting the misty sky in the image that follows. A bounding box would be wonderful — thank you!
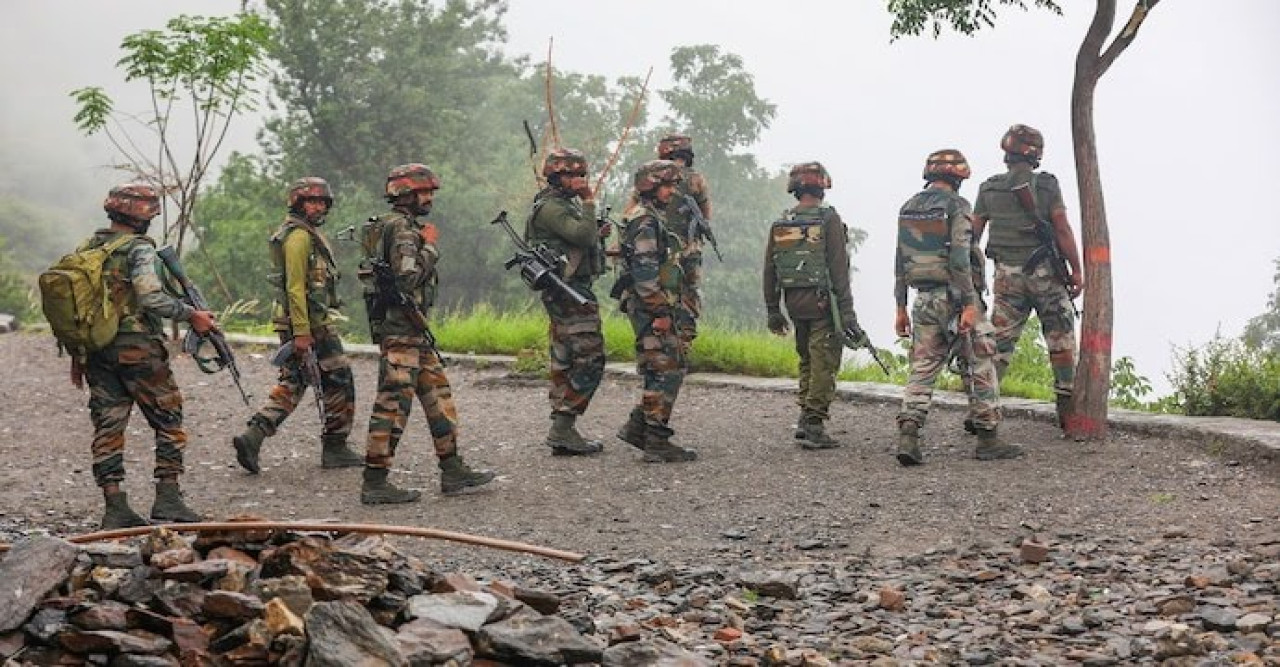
[4,1,1278,394]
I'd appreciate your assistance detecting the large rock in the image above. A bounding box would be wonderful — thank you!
[406,591,499,632]
[476,614,604,665]
[305,600,406,667]
[260,537,389,603]
[0,313,17,334]
[395,618,472,666]
[0,537,80,632]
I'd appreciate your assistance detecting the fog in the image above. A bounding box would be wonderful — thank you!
[4,0,1278,394]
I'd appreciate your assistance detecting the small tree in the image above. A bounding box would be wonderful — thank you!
[887,0,1163,440]
[70,13,272,302]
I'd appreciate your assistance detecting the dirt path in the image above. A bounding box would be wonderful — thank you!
[2,331,1278,570]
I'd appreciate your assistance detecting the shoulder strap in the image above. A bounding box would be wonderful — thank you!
[102,233,142,255]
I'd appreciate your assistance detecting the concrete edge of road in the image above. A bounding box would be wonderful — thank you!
[224,333,1280,460]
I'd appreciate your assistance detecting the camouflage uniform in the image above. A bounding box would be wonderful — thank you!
[894,185,1002,436]
[974,163,1077,398]
[233,212,359,472]
[84,230,193,488]
[762,205,855,429]
[525,186,606,425]
[662,165,712,346]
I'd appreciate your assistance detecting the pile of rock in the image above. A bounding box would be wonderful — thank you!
[0,523,705,666]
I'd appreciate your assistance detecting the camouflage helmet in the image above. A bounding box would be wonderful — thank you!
[542,148,589,180]
[103,183,161,221]
[385,163,441,199]
[633,159,683,196]
[922,149,972,182]
[286,177,333,210]
[1000,124,1044,162]
[657,133,693,159]
[786,162,832,193]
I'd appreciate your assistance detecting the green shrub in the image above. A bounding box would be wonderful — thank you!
[1168,335,1280,421]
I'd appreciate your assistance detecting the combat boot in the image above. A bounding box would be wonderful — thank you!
[231,422,268,474]
[101,491,150,530]
[616,408,647,450]
[975,428,1025,461]
[793,411,807,440]
[962,418,978,436]
[360,467,422,505]
[439,455,496,496]
[642,426,698,463]
[320,434,364,469]
[896,420,924,466]
[150,479,202,523]
[799,416,840,450]
[1055,394,1072,430]
[546,413,604,456]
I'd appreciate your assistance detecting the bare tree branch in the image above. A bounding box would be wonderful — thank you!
[1097,0,1161,78]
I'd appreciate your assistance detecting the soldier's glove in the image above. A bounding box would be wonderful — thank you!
[841,320,869,349]
[767,312,790,336]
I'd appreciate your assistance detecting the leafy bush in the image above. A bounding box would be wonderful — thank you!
[1167,335,1280,421]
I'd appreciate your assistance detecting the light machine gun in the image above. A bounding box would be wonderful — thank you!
[490,210,590,307]
[155,245,251,406]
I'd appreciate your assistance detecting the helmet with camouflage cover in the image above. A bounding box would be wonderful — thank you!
[787,162,832,194]
[287,177,333,210]
[542,148,589,181]
[103,183,161,222]
[633,159,683,196]
[385,163,441,201]
[657,133,693,160]
[1001,124,1044,165]
[922,149,971,182]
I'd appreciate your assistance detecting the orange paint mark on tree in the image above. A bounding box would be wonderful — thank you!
[1085,246,1110,264]
[1080,331,1112,353]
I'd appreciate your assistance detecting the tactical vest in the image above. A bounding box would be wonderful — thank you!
[981,171,1056,256]
[897,190,957,288]
[98,234,156,336]
[268,219,340,330]
[357,211,438,339]
[662,166,702,238]
[769,206,832,290]
[620,203,683,294]
[524,190,603,280]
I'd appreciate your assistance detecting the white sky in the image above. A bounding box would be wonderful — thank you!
[4,1,1279,394]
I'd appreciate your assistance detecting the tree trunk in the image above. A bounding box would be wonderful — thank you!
[1065,0,1117,440]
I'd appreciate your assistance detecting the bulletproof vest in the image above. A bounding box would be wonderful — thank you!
[662,166,702,238]
[524,189,602,279]
[621,201,683,293]
[98,234,155,335]
[268,218,340,326]
[358,211,438,339]
[981,170,1056,254]
[897,189,958,288]
[769,206,832,290]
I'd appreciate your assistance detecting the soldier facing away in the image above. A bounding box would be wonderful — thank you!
[763,162,860,449]
[894,150,1025,465]
[359,164,495,504]
[526,148,611,456]
[614,160,698,463]
[657,134,712,352]
[74,184,215,528]
[972,124,1083,429]
[231,178,363,474]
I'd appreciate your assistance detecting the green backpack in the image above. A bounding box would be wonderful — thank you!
[38,234,141,356]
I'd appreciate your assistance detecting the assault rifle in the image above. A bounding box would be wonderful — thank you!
[155,245,251,406]
[1011,180,1080,316]
[490,210,590,306]
[270,339,325,423]
[679,194,722,262]
[363,256,443,360]
[839,318,890,376]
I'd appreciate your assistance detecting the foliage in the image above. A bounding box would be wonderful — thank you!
[887,0,1062,39]
[1243,256,1280,354]
[1166,334,1280,422]
[1109,355,1152,410]
[0,238,35,318]
[70,12,273,255]
[0,196,79,273]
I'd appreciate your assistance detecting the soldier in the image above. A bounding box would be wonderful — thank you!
[231,178,363,474]
[359,164,495,504]
[763,162,860,449]
[894,150,1024,465]
[614,160,698,463]
[972,124,1083,429]
[657,134,713,351]
[526,149,610,456]
[76,184,215,528]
